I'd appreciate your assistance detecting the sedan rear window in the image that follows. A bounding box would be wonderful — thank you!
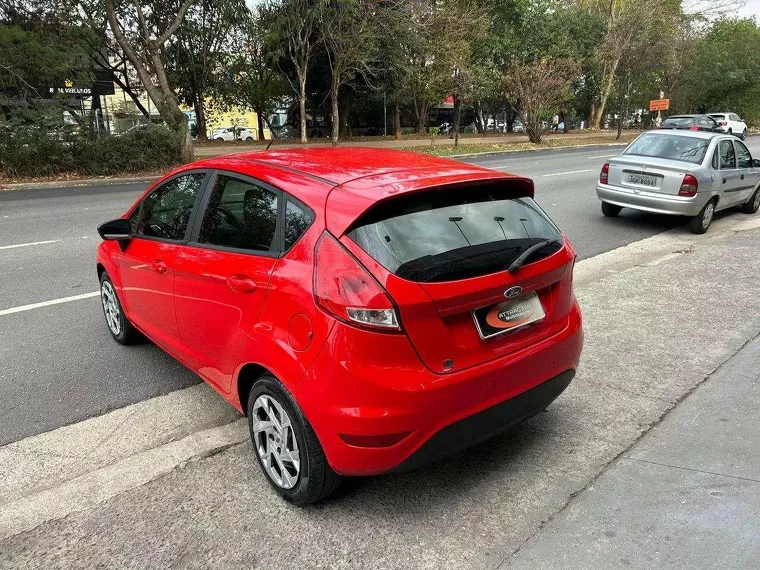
[662,117,693,126]
[347,185,562,283]
[623,133,709,165]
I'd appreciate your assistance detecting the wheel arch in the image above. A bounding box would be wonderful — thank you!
[236,362,278,416]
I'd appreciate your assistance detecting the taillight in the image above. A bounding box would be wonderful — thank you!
[314,232,400,331]
[720,121,727,126]
[689,126,700,131]
[600,163,609,184]
[678,174,698,197]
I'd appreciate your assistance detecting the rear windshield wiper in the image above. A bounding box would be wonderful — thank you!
[507,239,561,273]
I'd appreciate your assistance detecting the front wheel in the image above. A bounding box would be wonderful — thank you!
[247,375,341,505]
[742,188,760,214]
[99,273,141,344]
[689,199,716,234]
[601,201,622,217]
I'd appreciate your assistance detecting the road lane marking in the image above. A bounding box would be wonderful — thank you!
[0,291,99,316]
[0,239,60,250]
[542,169,594,177]
[586,154,618,159]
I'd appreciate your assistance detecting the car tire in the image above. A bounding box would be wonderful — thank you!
[245,137,253,141]
[741,129,747,140]
[247,374,341,506]
[689,199,717,234]
[742,188,760,214]
[215,137,224,141]
[99,273,141,345]
[727,128,733,136]
[601,201,622,217]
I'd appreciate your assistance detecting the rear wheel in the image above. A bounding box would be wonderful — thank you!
[741,129,747,140]
[689,199,716,234]
[728,128,733,136]
[742,188,760,214]
[99,273,141,344]
[601,201,622,217]
[247,375,341,505]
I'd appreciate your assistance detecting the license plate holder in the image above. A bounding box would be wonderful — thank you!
[472,292,546,340]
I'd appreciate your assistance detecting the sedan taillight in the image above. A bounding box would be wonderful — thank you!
[314,232,400,331]
[600,163,609,184]
[678,174,699,197]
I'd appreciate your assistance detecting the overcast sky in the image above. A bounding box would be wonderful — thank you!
[738,0,760,17]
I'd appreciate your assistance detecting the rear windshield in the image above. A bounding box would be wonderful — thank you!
[623,133,709,165]
[709,114,726,120]
[347,185,562,283]
[662,117,693,126]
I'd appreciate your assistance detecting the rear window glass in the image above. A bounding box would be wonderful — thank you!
[347,185,562,283]
[662,117,693,126]
[623,133,709,165]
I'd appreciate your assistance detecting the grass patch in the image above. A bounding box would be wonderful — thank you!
[406,134,640,157]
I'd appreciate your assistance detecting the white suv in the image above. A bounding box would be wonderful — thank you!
[211,126,255,141]
[709,113,747,139]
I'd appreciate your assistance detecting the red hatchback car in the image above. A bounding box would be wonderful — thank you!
[96,148,583,505]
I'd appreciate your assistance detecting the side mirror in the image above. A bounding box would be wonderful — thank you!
[98,218,131,241]
[752,159,760,168]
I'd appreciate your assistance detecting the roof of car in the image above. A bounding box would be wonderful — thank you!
[195,147,492,186]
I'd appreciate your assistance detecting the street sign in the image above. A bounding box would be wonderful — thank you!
[650,98,670,111]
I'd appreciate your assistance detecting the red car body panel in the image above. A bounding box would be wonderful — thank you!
[96,148,583,476]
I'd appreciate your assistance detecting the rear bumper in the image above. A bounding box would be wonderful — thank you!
[596,183,708,217]
[295,302,583,476]
[391,369,574,472]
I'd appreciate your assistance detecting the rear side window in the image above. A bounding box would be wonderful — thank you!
[719,140,736,169]
[284,200,314,250]
[348,185,562,283]
[624,133,709,164]
[129,173,205,240]
[198,175,279,252]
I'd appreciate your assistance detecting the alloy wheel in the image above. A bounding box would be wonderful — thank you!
[702,202,715,230]
[754,191,760,211]
[251,394,301,489]
[101,280,121,335]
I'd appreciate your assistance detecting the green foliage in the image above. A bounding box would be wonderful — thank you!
[0,122,182,179]
[681,19,760,122]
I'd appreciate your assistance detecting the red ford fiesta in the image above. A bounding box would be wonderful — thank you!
[96,148,583,505]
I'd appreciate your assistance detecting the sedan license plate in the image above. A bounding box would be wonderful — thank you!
[627,173,657,187]
[472,292,545,340]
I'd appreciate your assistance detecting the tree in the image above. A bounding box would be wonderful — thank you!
[168,0,248,141]
[223,6,288,140]
[318,0,377,146]
[272,0,317,143]
[104,0,196,160]
[501,57,579,143]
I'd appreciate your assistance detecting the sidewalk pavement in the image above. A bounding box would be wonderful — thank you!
[1,214,760,569]
[505,334,760,569]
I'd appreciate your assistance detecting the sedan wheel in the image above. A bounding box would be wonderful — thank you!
[99,273,141,344]
[742,189,760,214]
[689,200,715,234]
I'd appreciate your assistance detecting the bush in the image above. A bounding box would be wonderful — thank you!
[0,123,183,179]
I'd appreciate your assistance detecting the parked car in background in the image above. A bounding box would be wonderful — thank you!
[708,112,747,139]
[658,114,722,133]
[96,148,583,505]
[597,130,760,234]
[211,126,254,141]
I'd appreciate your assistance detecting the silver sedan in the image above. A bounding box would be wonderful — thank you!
[596,130,760,233]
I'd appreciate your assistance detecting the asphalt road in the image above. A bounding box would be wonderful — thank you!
[2,141,759,444]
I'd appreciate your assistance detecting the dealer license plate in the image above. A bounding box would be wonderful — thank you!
[472,292,545,340]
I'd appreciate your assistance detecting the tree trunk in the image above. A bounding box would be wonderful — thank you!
[193,97,207,141]
[394,102,401,140]
[474,103,484,134]
[452,94,461,147]
[415,102,427,134]
[591,62,620,129]
[330,77,339,147]
[257,109,266,141]
[299,75,307,144]
[112,73,150,118]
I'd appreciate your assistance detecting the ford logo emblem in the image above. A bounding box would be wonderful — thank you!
[504,286,522,299]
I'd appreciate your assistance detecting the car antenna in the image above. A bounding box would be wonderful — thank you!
[265,122,278,151]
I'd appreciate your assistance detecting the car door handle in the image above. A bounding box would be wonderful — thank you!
[722,178,727,184]
[150,259,167,274]
[741,174,745,180]
[226,274,257,293]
